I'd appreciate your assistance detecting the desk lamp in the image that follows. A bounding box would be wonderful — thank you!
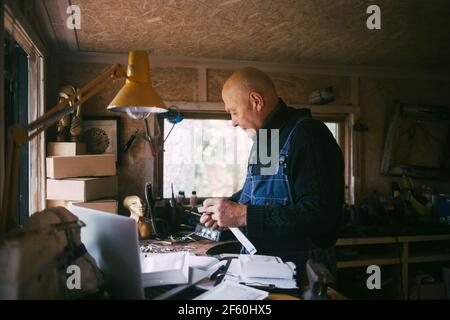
[0,51,167,234]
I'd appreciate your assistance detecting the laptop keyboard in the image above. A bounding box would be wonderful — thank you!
[144,284,208,300]
[144,285,179,300]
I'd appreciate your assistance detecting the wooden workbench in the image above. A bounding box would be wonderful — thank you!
[140,239,239,255]
[140,238,347,300]
[142,233,450,299]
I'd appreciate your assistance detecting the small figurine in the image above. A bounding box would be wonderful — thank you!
[69,94,83,142]
[56,85,77,142]
[123,195,144,222]
[123,195,154,239]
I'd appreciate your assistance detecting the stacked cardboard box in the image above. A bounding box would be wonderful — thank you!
[46,199,118,214]
[46,142,118,214]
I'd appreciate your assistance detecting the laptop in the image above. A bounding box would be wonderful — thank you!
[69,205,207,299]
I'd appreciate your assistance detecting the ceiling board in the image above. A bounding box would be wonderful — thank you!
[44,0,450,68]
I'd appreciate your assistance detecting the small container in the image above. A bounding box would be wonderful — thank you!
[177,191,185,205]
[190,191,198,207]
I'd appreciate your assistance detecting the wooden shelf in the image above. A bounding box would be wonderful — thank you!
[408,252,450,264]
[337,234,450,246]
[336,237,398,246]
[399,234,450,243]
[337,255,401,268]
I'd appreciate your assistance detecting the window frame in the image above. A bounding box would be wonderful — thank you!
[315,114,350,202]
[2,5,47,216]
[155,111,233,200]
[154,103,357,204]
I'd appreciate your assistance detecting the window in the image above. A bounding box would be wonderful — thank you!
[162,116,343,199]
[2,7,46,221]
[325,122,339,142]
[163,118,253,198]
[4,32,29,224]
[322,116,351,203]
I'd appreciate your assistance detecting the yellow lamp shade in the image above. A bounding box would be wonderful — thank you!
[108,51,167,118]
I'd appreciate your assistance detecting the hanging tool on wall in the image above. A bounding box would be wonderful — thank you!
[156,106,183,153]
[144,182,159,238]
[123,107,183,156]
[123,129,139,153]
[122,118,157,157]
[144,118,157,157]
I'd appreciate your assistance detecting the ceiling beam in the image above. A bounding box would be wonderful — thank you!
[35,0,59,51]
[165,100,360,115]
[58,51,449,80]
[4,0,47,56]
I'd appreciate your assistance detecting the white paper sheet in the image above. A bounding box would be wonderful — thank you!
[141,251,187,273]
[221,255,298,289]
[229,228,257,255]
[194,280,269,300]
[188,256,220,270]
[239,255,294,279]
[141,252,190,287]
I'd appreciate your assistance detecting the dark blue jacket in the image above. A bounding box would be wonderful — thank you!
[230,99,344,251]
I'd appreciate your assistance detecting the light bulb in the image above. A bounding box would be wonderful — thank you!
[126,108,151,120]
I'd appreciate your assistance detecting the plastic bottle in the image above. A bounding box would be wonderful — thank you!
[177,191,185,205]
[190,191,197,207]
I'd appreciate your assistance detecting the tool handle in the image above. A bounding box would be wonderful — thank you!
[214,259,232,286]
[123,133,137,152]
[144,182,159,236]
[144,183,154,217]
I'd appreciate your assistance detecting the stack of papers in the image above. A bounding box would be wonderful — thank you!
[222,255,298,289]
[141,251,190,287]
[240,255,295,279]
[194,280,269,300]
[188,256,220,271]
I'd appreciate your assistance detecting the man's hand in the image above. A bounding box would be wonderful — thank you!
[199,198,247,230]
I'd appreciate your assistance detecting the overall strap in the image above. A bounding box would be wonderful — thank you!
[279,117,312,159]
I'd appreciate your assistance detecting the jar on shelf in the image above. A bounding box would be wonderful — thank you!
[190,191,197,207]
[177,191,185,205]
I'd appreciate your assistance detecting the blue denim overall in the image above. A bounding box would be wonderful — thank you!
[237,118,336,276]
[238,118,308,207]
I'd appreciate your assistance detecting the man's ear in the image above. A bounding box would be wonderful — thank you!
[249,91,264,112]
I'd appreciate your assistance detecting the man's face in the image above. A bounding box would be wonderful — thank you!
[222,89,260,138]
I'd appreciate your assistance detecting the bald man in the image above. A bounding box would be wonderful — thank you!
[200,67,344,272]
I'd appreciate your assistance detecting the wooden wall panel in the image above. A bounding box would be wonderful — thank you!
[269,73,351,105]
[207,69,351,105]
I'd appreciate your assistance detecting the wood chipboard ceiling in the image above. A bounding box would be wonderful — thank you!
[45,0,450,68]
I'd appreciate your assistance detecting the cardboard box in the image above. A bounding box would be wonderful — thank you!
[71,200,118,214]
[46,176,118,201]
[46,154,116,179]
[46,199,118,214]
[47,142,86,156]
[46,199,72,208]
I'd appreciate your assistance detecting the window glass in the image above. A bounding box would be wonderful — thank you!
[163,119,253,198]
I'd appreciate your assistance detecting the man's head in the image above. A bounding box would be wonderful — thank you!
[222,67,278,138]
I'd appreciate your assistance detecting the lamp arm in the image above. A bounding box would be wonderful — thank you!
[0,64,127,234]
[28,64,125,133]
